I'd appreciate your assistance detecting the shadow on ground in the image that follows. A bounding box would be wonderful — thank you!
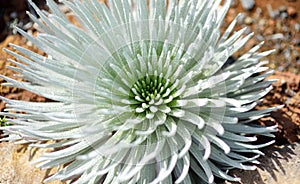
[224,143,300,184]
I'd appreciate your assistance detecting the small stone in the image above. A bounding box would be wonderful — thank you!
[279,5,287,13]
[294,23,300,32]
[254,7,262,19]
[230,0,238,8]
[294,38,300,47]
[240,0,256,11]
[268,19,276,26]
[287,7,297,17]
[281,12,289,19]
[275,43,282,51]
[267,33,284,40]
[256,34,265,41]
[258,19,266,26]
[244,17,253,25]
[9,12,18,19]
[283,25,289,32]
[284,49,292,62]
[267,4,278,19]
[276,21,282,30]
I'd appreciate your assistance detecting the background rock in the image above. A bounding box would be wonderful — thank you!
[0,142,64,184]
[224,143,300,184]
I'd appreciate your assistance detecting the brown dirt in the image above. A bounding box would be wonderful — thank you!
[225,0,300,74]
[257,71,300,144]
[222,0,300,144]
[0,35,47,114]
[224,0,300,183]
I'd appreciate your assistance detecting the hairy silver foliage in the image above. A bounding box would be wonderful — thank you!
[0,0,280,183]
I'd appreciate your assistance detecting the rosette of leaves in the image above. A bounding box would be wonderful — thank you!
[0,0,280,183]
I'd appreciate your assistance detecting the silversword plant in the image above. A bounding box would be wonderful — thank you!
[1,0,280,183]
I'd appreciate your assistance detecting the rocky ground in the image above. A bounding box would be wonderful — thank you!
[0,0,300,184]
[0,142,63,184]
